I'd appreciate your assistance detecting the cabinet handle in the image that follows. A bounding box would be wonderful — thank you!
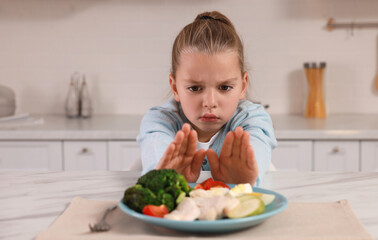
[81,148,89,154]
[331,147,340,153]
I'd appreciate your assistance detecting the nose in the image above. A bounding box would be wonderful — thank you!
[203,89,217,109]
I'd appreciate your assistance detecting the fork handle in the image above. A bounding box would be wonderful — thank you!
[101,205,117,220]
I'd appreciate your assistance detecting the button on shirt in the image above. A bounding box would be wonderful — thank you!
[137,99,277,187]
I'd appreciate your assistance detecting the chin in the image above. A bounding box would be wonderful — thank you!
[198,123,223,131]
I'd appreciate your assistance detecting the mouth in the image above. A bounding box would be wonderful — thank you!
[200,113,219,122]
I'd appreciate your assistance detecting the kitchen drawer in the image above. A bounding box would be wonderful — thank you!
[0,141,62,170]
[272,141,312,171]
[108,141,141,170]
[361,141,378,172]
[63,141,107,170]
[314,141,359,171]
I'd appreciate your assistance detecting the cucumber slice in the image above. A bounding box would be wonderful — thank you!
[249,192,276,206]
[259,193,275,206]
[226,195,265,219]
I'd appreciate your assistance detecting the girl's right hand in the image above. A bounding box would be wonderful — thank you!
[156,123,205,182]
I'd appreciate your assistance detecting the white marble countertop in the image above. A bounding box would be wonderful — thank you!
[0,114,377,140]
[272,114,378,140]
[0,114,142,140]
[0,171,377,240]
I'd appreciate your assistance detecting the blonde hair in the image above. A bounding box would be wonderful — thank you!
[171,11,245,78]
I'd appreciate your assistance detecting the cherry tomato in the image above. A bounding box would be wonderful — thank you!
[142,204,169,218]
[200,177,214,188]
[203,180,230,190]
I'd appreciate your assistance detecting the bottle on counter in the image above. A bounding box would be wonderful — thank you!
[79,75,92,118]
[303,62,326,118]
[65,78,80,118]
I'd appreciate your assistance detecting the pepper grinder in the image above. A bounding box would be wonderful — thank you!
[304,62,326,118]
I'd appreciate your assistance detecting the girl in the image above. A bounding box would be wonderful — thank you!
[137,11,277,186]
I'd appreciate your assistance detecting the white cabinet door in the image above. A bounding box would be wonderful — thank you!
[108,141,141,171]
[314,141,359,171]
[63,141,107,170]
[0,141,62,170]
[272,141,312,171]
[361,141,378,172]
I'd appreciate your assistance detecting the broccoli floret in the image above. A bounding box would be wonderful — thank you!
[177,173,190,193]
[123,169,190,212]
[137,169,190,197]
[136,169,190,209]
[156,190,175,211]
[122,184,159,212]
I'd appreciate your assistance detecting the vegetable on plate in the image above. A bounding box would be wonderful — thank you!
[194,177,230,190]
[226,195,265,219]
[122,169,190,213]
[142,204,169,218]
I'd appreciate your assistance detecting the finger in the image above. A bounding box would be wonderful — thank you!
[246,145,258,171]
[186,130,198,156]
[232,127,243,159]
[240,131,250,161]
[178,124,191,156]
[156,143,176,169]
[172,130,184,158]
[220,131,234,158]
[191,149,206,174]
[206,149,219,172]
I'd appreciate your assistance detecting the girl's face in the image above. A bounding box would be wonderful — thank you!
[170,51,248,142]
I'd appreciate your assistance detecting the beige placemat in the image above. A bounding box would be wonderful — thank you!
[35,197,373,240]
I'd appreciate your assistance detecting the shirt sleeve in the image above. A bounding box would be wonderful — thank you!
[230,101,277,186]
[136,101,184,174]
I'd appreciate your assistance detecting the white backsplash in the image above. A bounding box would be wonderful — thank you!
[0,0,377,115]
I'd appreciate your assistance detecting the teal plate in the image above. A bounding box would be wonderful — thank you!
[119,184,288,233]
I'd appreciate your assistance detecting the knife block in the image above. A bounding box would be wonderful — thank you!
[304,63,326,118]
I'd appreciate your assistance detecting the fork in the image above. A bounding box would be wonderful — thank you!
[89,205,117,232]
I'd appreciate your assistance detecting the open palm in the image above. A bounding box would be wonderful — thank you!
[156,123,205,182]
[206,127,258,185]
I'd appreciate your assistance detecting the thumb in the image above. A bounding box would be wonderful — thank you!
[206,149,219,172]
[192,149,206,174]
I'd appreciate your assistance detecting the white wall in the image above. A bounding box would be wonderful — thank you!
[0,0,377,115]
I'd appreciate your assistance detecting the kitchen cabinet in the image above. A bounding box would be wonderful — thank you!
[0,141,62,170]
[63,141,108,170]
[272,141,312,171]
[108,141,141,171]
[361,141,378,172]
[314,141,359,171]
[0,140,141,171]
[273,140,361,172]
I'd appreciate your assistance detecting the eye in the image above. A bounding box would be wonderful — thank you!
[219,85,233,91]
[188,86,201,92]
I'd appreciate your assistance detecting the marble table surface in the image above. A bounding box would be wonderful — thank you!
[0,171,377,240]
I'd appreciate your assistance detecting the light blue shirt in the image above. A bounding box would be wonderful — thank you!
[137,99,277,186]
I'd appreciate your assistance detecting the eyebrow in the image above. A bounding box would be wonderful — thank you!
[184,77,239,84]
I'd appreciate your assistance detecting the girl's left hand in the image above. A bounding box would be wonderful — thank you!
[206,127,258,185]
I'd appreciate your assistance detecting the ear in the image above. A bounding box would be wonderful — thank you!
[169,74,180,102]
[239,71,249,100]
